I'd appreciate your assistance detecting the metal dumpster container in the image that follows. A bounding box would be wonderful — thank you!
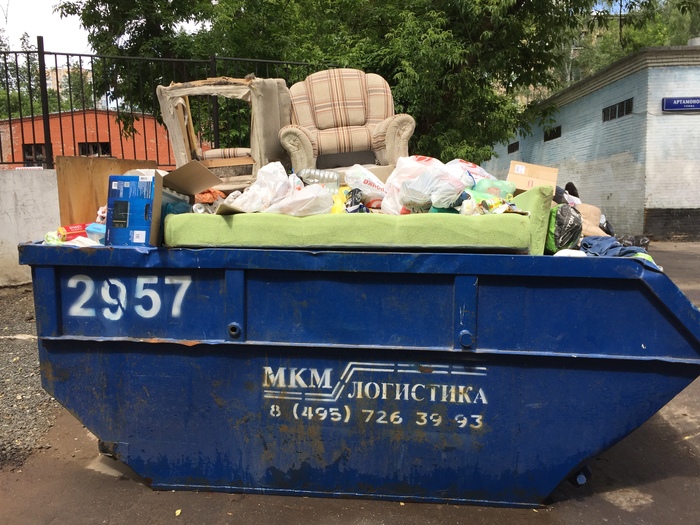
[18,243,700,507]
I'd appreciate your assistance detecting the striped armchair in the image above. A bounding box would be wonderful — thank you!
[279,68,415,178]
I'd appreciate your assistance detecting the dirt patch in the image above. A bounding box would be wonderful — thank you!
[0,284,59,470]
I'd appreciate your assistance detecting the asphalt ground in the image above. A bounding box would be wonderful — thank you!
[0,242,698,525]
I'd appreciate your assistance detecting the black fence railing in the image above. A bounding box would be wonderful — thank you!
[0,37,326,169]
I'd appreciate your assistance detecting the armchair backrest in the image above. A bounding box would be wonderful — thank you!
[289,68,395,155]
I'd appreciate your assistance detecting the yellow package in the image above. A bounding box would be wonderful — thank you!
[331,186,351,214]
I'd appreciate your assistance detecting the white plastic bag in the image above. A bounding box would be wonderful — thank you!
[388,156,442,186]
[399,171,436,213]
[227,161,290,213]
[380,185,404,215]
[263,184,333,216]
[344,164,387,208]
[383,156,441,214]
[430,175,467,208]
[389,156,466,212]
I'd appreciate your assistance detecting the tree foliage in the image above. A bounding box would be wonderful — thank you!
[0,31,95,119]
[57,0,700,163]
[570,0,700,81]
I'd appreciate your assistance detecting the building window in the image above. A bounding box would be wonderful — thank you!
[23,144,45,167]
[603,98,633,122]
[79,142,112,157]
[507,141,519,154]
[544,125,561,142]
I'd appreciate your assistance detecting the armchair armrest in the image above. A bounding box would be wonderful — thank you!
[279,124,319,172]
[372,114,416,165]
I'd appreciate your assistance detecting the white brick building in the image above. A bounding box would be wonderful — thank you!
[482,46,700,239]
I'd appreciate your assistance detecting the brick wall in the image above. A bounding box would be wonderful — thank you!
[0,110,176,169]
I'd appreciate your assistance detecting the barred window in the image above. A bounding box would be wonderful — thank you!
[603,98,633,122]
[23,144,45,167]
[79,142,112,157]
[507,141,519,154]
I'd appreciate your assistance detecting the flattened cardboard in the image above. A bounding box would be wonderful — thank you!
[507,161,558,194]
[161,160,222,202]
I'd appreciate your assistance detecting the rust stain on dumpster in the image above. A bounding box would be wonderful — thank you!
[40,360,70,384]
[141,338,200,347]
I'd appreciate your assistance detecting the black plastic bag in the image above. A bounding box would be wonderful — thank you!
[546,204,583,254]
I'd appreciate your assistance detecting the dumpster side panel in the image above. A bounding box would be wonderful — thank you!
[38,339,698,506]
[477,276,700,361]
[244,271,469,349]
[51,267,479,351]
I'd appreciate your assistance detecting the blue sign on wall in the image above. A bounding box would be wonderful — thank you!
[662,97,700,111]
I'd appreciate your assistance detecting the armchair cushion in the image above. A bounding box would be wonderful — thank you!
[199,147,251,160]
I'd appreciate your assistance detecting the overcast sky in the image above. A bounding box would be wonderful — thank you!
[1,0,92,53]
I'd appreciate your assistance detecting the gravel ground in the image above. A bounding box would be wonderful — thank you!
[0,284,59,470]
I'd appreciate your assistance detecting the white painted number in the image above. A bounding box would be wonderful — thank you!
[362,409,402,424]
[455,414,483,429]
[66,275,192,320]
[134,276,161,318]
[101,279,127,320]
[67,275,96,317]
[164,276,192,318]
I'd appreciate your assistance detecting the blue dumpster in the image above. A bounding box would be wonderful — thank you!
[18,243,700,507]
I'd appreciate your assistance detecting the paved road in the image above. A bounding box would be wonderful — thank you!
[1,242,698,525]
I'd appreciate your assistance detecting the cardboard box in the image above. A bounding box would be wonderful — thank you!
[576,203,609,237]
[58,223,90,241]
[106,161,222,246]
[506,161,559,194]
[106,173,163,246]
[86,223,106,245]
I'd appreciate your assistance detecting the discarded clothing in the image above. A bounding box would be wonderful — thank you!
[580,236,662,271]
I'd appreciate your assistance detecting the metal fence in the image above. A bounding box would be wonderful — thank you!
[0,37,325,169]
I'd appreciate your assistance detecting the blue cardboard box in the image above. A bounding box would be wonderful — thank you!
[106,173,163,246]
[105,162,223,246]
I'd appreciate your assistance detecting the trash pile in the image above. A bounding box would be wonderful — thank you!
[218,156,526,218]
[548,180,659,269]
[40,156,660,268]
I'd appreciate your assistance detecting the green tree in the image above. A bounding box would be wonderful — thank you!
[0,33,96,119]
[0,33,56,118]
[56,0,700,163]
[571,0,700,80]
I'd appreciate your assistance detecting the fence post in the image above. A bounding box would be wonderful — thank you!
[37,36,54,169]
[210,55,220,149]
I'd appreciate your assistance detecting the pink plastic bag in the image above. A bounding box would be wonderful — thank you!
[444,159,496,188]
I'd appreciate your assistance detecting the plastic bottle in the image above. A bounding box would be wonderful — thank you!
[297,168,340,195]
[192,203,212,214]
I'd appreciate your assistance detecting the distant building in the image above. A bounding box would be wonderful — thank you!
[0,109,175,170]
[483,46,700,240]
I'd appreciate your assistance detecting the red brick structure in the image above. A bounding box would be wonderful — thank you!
[0,110,176,169]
